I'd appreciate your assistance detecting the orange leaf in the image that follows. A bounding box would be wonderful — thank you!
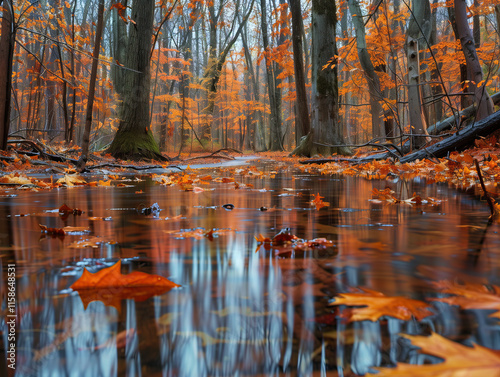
[71,261,179,311]
[430,280,500,318]
[310,193,330,210]
[367,333,500,376]
[71,260,179,290]
[329,288,433,322]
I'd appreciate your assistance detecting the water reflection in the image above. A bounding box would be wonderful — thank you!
[1,163,500,376]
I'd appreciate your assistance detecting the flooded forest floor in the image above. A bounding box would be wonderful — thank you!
[1,142,500,376]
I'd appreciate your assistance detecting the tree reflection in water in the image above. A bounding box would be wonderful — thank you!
[1,164,499,376]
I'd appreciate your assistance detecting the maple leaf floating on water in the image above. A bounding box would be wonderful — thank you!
[329,288,433,322]
[310,193,330,210]
[366,332,500,377]
[71,260,179,290]
[430,280,500,318]
[71,260,180,310]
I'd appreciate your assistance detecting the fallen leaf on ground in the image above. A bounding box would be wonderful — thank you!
[430,280,500,318]
[0,173,33,185]
[367,332,500,376]
[329,288,433,322]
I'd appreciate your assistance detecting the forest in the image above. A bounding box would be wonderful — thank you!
[1,0,500,164]
[3,1,500,376]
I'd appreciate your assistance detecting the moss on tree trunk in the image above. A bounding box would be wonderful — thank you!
[107,128,163,161]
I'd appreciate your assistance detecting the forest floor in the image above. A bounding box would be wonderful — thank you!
[1,136,500,217]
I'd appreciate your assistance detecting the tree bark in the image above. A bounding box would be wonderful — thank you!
[289,0,310,141]
[107,0,164,160]
[454,0,493,121]
[110,0,128,97]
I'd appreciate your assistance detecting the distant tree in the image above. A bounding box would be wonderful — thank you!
[200,0,255,144]
[107,0,164,160]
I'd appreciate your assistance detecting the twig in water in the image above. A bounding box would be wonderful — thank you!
[474,159,495,216]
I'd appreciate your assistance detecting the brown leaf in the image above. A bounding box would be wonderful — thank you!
[329,288,433,322]
[366,333,500,376]
[430,280,500,318]
[71,260,179,290]
[70,261,179,310]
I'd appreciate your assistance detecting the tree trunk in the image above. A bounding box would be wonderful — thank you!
[428,0,443,125]
[241,23,266,150]
[110,0,128,97]
[288,0,310,141]
[77,0,105,170]
[406,0,431,150]
[0,1,14,150]
[260,0,283,151]
[292,0,350,157]
[454,0,493,121]
[107,0,164,160]
[407,37,429,149]
[347,0,383,140]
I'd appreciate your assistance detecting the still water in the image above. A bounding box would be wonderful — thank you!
[1,160,499,376]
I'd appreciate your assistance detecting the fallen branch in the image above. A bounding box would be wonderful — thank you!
[8,139,77,163]
[183,148,242,161]
[85,163,183,171]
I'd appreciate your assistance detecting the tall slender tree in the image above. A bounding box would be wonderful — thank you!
[406,0,431,149]
[347,0,384,140]
[77,0,105,170]
[288,0,310,142]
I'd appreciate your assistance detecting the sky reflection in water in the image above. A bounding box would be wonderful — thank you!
[1,161,500,376]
